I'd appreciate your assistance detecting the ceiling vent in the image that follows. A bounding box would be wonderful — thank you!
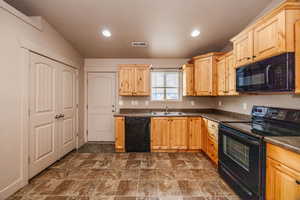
[131,41,148,48]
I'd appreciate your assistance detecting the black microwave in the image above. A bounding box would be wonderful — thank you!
[236,53,295,92]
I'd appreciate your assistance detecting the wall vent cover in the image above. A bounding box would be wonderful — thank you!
[131,41,148,47]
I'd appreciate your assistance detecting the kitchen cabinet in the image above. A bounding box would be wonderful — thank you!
[266,143,300,200]
[217,56,227,96]
[232,31,254,67]
[217,52,238,96]
[201,118,219,165]
[188,117,202,150]
[115,117,125,152]
[296,20,300,94]
[253,11,286,61]
[193,52,224,96]
[118,64,150,96]
[151,117,189,151]
[169,118,188,150]
[151,117,170,150]
[182,64,194,96]
[231,1,300,68]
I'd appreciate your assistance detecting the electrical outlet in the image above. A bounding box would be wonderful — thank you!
[190,101,195,106]
[243,103,247,110]
[145,101,149,106]
[135,100,139,105]
[131,100,135,105]
[119,100,124,106]
[218,101,222,106]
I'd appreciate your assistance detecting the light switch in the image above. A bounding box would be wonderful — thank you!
[190,101,195,106]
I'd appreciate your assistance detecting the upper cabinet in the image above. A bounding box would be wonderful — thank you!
[182,64,194,96]
[118,64,150,96]
[193,53,224,96]
[217,51,239,96]
[232,31,254,67]
[231,1,300,68]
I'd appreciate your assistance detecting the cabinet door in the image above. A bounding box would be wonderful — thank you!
[169,118,188,150]
[188,118,202,150]
[253,12,285,61]
[182,64,194,96]
[207,137,218,165]
[266,158,300,200]
[194,57,214,96]
[134,65,150,96]
[201,118,208,154]
[119,65,135,96]
[115,117,125,151]
[217,57,227,95]
[234,31,253,67]
[151,118,170,150]
[227,53,238,95]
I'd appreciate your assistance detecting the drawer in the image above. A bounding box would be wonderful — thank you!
[207,137,218,164]
[267,143,300,173]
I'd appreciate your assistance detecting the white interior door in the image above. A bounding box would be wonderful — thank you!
[29,53,59,178]
[60,65,76,157]
[88,73,116,141]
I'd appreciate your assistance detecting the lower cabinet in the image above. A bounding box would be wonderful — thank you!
[266,143,300,200]
[115,117,125,152]
[114,116,211,153]
[201,118,219,165]
[151,117,188,151]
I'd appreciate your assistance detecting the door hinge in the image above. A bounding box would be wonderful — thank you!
[28,109,31,118]
[86,130,88,136]
[86,105,88,109]
[28,156,31,164]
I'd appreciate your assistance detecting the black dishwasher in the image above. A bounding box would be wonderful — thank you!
[125,117,150,152]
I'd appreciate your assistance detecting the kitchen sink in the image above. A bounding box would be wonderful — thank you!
[151,112,184,116]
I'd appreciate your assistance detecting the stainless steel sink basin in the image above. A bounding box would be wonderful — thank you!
[151,112,184,116]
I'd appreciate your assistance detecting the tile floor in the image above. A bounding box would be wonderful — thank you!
[8,152,240,200]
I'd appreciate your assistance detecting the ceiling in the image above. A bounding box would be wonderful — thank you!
[5,0,272,58]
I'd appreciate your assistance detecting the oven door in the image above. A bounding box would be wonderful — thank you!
[219,125,262,197]
[236,53,295,92]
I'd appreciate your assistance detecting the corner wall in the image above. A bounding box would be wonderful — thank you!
[0,1,83,198]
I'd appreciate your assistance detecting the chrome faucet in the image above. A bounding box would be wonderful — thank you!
[164,103,169,113]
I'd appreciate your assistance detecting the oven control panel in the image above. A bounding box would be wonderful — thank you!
[252,106,300,123]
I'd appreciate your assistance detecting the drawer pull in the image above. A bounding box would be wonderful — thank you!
[296,180,300,185]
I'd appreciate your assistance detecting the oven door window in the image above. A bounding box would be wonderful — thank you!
[223,135,250,171]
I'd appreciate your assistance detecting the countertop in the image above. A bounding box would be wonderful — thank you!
[264,137,300,154]
[114,109,251,123]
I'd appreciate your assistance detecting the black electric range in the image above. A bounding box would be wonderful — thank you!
[218,106,300,200]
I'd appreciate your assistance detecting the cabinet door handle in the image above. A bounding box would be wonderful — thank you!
[55,114,61,119]
[296,180,300,185]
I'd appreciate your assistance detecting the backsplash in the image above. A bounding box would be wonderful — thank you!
[118,96,216,110]
[216,94,300,115]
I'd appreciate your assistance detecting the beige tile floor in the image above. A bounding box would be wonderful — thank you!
[7,152,240,200]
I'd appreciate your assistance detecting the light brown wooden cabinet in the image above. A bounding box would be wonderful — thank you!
[266,143,300,200]
[232,31,254,67]
[201,118,219,165]
[296,19,300,94]
[193,52,224,96]
[118,64,150,96]
[188,117,202,150]
[182,64,194,96]
[217,52,238,96]
[151,117,188,151]
[115,117,125,152]
[232,1,300,68]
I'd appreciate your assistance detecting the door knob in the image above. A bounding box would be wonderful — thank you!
[55,114,61,119]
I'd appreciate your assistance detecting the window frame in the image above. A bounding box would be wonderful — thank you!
[150,70,182,102]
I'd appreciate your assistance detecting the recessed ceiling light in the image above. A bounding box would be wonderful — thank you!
[102,29,111,37]
[191,29,200,37]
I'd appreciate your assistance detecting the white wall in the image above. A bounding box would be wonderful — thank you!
[85,58,216,110]
[0,1,83,198]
